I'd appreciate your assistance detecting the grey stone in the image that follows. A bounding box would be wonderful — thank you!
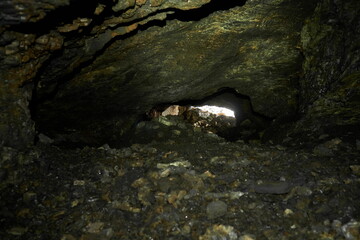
[253,181,292,194]
[206,200,228,219]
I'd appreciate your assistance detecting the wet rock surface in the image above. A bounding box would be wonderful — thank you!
[1,116,359,239]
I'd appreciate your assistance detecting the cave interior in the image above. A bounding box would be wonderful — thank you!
[0,0,360,239]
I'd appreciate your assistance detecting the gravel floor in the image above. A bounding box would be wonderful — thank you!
[1,116,359,240]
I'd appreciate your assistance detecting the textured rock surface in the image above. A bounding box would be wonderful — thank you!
[300,0,360,108]
[1,116,359,239]
[0,0,71,25]
[34,0,317,146]
[1,1,359,239]
[297,0,360,140]
[263,0,360,145]
[0,0,220,148]
[0,0,359,148]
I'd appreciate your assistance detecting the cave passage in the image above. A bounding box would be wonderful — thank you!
[1,0,360,238]
[139,88,273,144]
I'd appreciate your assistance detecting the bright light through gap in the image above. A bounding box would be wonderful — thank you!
[191,105,235,118]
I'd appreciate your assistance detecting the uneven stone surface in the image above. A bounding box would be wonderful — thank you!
[300,0,360,108]
[1,0,359,149]
[0,1,360,238]
[1,116,359,239]
[0,0,220,148]
[262,0,360,146]
[0,0,71,25]
[35,0,317,146]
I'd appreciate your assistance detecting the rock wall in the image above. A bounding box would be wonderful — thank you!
[265,0,360,145]
[297,0,360,142]
[3,0,358,148]
[0,0,217,148]
[34,0,318,147]
[300,0,360,109]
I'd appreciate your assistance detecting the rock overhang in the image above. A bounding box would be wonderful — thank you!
[1,0,332,148]
[29,0,319,147]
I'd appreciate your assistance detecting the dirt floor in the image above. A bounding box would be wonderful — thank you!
[1,115,359,240]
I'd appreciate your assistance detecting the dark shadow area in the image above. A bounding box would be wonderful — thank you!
[167,0,247,22]
[28,17,166,129]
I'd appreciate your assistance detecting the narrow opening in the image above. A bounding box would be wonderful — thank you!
[133,88,272,144]
[191,105,235,118]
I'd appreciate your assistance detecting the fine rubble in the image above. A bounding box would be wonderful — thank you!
[1,115,359,239]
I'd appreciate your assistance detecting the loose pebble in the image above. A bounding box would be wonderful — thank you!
[1,115,358,239]
[206,200,228,219]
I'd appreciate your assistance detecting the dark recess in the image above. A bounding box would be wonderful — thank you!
[168,0,247,22]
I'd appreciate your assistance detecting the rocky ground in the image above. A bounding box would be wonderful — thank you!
[1,115,360,240]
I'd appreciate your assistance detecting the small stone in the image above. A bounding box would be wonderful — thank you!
[229,191,245,200]
[313,138,342,156]
[248,202,257,210]
[102,228,114,238]
[79,233,101,240]
[206,200,228,219]
[172,129,181,135]
[61,234,77,240]
[23,192,37,203]
[182,225,191,235]
[152,124,160,129]
[341,220,360,240]
[94,4,105,15]
[161,105,179,116]
[85,222,105,233]
[157,131,165,138]
[177,122,187,129]
[350,165,360,176]
[156,160,191,169]
[158,116,173,126]
[332,219,342,232]
[210,156,226,164]
[284,208,294,216]
[295,186,313,196]
[136,121,146,129]
[199,224,237,240]
[253,181,292,194]
[296,198,310,210]
[112,200,141,213]
[313,144,334,156]
[73,180,86,186]
[168,190,187,207]
[38,133,54,144]
[71,199,80,207]
[7,227,28,236]
[201,170,216,178]
[98,144,110,150]
[239,234,256,240]
[319,134,329,140]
